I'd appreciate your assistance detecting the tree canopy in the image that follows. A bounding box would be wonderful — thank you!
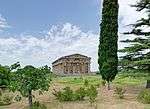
[98,0,119,89]
[119,0,150,88]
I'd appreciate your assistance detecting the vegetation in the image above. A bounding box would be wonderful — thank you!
[114,86,126,99]
[101,80,106,86]
[29,101,47,109]
[86,85,98,105]
[0,62,20,89]
[98,0,119,90]
[74,87,86,101]
[119,0,150,88]
[138,89,150,104]
[53,87,74,101]
[53,85,98,103]
[10,65,52,108]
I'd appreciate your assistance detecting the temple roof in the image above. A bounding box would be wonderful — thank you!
[52,53,90,64]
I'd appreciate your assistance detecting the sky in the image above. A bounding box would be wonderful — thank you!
[0,0,142,71]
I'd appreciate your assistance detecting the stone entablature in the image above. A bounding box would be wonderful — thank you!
[52,54,91,75]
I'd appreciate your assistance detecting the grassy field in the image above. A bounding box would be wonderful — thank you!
[0,73,150,109]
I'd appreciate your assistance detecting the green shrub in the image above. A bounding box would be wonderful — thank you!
[114,86,126,99]
[74,87,86,101]
[53,86,98,103]
[84,79,89,87]
[31,101,47,109]
[86,85,98,105]
[53,87,74,101]
[137,89,150,104]
[101,80,106,86]
[14,95,22,102]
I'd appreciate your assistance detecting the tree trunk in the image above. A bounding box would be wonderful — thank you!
[107,81,110,90]
[146,80,150,88]
[28,90,32,108]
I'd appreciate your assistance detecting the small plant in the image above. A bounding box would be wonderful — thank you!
[101,80,106,86]
[53,86,98,103]
[95,83,101,88]
[86,85,98,105]
[84,79,89,87]
[31,101,47,109]
[53,87,74,101]
[114,86,126,99]
[14,95,22,102]
[74,87,86,101]
[137,89,150,104]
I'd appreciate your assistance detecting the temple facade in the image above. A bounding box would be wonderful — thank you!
[52,54,91,75]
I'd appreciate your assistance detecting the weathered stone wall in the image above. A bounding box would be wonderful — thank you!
[52,54,91,75]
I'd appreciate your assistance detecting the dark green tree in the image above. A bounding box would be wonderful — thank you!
[119,0,150,88]
[98,0,119,90]
[0,62,20,89]
[10,65,52,108]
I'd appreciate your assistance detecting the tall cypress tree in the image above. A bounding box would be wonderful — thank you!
[119,0,150,88]
[98,0,119,89]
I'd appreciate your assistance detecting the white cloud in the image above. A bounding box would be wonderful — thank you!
[0,23,99,71]
[0,14,10,31]
[118,0,143,50]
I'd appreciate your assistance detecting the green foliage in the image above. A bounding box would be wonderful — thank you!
[86,85,98,104]
[101,80,106,86]
[14,95,22,102]
[10,65,52,107]
[53,87,74,101]
[0,62,20,90]
[114,86,126,99]
[138,89,150,104]
[0,65,10,88]
[11,65,52,94]
[84,79,89,87]
[30,101,47,109]
[74,87,86,101]
[119,0,150,73]
[119,0,150,88]
[98,0,119,83]
[53,86,98,103]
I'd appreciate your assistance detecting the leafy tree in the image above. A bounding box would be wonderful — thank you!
[119,0,150,88]
[0,62,20,89]
[0,65,10,88]
[98,0,119,90]
[10,65,52,108]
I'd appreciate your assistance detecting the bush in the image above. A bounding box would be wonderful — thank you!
[101,80,106,86]
[53,86,98,103]
[14,95,22,102]
[31,101,47,109]
[114,86,126,99]
[53,87,74,101]
[74,87,86,101]
[137,89,150,104]
[86,85,98,104]
[84,79,89,87]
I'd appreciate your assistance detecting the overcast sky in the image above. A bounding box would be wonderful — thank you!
[0,0,142,71]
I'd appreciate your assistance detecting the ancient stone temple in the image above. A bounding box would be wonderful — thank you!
[52,54,91,75]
